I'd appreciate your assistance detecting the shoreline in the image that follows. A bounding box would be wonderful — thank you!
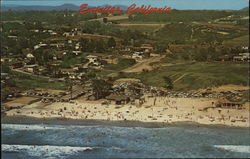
[2,115,249,129]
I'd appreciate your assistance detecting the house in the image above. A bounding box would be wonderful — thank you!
[71,28,82,35]
[240,53,249,60]
[132,52,144,60]
[24,64,38,73]
[119,46,133,53]
[217,54,233,61]
[1,73,10,80]
[88,61,104,69]
[31,29,39,33]
[8,36,18,39]
[50,43,65,49]
[10,62,24,69]
[36,66,47,75]
[86,55,98,63]
[75,43,81,50]
[63,32,71,37]
[101,55,118,64]
[73,64,88,73]
[59,68,75,77]
[9,29,17,33]
[141,44,153,53]
[242,46,249,51]
[1,58,12,63]
[52,55,57,61]
[34,43,47,50]
[72,51,81,56]
[57,52,67,60]
[124,46,132,52]
[26,53,35,59]
[233,53,249,62]
[50,32,57,35]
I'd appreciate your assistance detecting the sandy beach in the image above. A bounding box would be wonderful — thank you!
[4,97,249,128]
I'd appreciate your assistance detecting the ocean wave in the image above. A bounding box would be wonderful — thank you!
[66,125,102,129]
[2,144,96,157]
[1,124,66,131]
[214,145,250,153]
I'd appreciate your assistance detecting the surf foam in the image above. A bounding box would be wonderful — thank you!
[2,144,95,157]
[2,124,66,131]
[214,145,250,153]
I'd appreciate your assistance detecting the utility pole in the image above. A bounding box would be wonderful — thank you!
[70,80,73,100]
[151,107,153,118]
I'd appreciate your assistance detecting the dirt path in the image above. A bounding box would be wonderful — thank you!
[200,85,249,92]
[122,55,165,73]
[88,15,129,22]
[192,22,248,31]
[173,73,188,83]
[12,69,60,81]
[12,69,49,79]
[114,23,166,27]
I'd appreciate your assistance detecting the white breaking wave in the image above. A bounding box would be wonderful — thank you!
[2,124,104,131]
[214,145,250,153]
[2,144,95,157]
[66,125,101,129]
[1,124,66,131]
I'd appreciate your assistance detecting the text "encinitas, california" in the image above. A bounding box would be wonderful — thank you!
[79,4,172,15]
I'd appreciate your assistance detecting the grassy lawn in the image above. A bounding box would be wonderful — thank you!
[122,63,249,91]
[104,58,136,71]
[12,72,67,90]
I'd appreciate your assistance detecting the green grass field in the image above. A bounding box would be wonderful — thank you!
[14,78,67,90]
[223,35,249,46]
[12,72,67,90]
[122,63,249,91]
[116,25,162,33]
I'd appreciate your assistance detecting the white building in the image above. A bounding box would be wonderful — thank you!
[26,53,35,58]
[86,55,98,63]
[34,43,47,50]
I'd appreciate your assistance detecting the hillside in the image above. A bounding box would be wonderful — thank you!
[240,7,249,11]
[1,4,128,11]
[129,10,235,22]
[153,22,248,44]
[1,4,80,11]
[122,63,249,91]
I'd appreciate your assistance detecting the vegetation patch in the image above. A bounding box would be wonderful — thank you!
[105,58,136,71]
[121,63,249,91]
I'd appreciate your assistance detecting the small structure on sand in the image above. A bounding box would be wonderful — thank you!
[215,98,243,109]
[106,94,130,105]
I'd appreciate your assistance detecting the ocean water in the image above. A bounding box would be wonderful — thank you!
[1,118,250,158]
